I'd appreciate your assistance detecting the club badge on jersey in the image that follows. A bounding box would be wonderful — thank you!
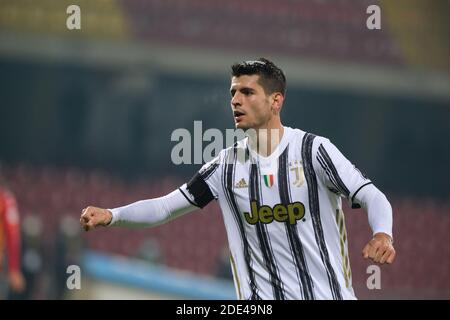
[289,160,305,187]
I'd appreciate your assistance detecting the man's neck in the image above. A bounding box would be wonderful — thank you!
[247,124,284,157]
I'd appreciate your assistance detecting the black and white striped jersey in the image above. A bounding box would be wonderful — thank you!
[180,126,372,300]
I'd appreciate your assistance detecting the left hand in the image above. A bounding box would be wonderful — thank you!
[362,232,396,264]
[9,270,26,293]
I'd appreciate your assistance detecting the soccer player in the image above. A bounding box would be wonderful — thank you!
[80,58,396,300]
[0,184,26,298]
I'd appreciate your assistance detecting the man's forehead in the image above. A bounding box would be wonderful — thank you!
[230,75,261,88]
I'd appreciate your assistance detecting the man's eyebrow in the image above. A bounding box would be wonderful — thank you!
[230,86,254,92]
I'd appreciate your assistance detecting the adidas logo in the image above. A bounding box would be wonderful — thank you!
[235,178,248,188]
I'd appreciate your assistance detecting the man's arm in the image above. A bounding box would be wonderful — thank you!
[353,184,396,264]
[313,137,396,265]
[80,188,198,231]
[81,154,221,231]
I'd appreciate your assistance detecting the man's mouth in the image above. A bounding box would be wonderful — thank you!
[234,110,245,120]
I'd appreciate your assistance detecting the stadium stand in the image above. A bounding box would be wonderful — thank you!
[0,0,403,66]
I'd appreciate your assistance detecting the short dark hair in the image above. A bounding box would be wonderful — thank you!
[231,58,286,96]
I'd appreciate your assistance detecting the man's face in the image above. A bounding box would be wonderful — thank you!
[230,75,273,130]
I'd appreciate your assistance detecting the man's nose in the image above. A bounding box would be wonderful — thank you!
[231,93,241,107]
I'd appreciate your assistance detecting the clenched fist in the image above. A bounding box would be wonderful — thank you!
[362,232,396,264]
[80,206,113,231]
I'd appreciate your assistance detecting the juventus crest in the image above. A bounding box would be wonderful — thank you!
[289,160,305,187]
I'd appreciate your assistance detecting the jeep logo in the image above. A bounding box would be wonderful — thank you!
[244,201,305,225]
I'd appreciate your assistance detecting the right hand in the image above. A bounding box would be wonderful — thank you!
[80,206,113,232]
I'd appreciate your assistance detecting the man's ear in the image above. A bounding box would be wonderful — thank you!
[271,93,284,114]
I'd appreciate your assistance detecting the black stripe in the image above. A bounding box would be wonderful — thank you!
[302,134,343,300]
[280,149,304,299]
[351,182,373,209]
[222,147,260,300]
[317,146,349,197]
[200,161,220,181]
[316,153,343,195]
[317,155,346,197]
[249,162,285,300]
[318,144,350,197]
[178,187,200,208]
[278,146,315,300]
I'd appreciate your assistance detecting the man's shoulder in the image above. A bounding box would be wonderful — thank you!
[286,127,329,146]
[204,140,242,160]
[197,140,248,179]
[200,141,244,169]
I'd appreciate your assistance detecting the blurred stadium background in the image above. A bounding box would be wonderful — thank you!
[0,0,449,299]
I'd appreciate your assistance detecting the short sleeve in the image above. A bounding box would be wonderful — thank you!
[178,155,221,209]
[313,138,372,208]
